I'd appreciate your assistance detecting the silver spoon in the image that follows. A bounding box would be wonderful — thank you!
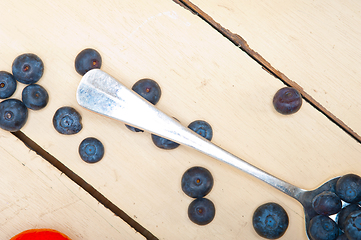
[76,69,340,239]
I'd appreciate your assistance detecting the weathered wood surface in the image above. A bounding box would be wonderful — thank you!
[1,0,361,239]
[188,0,361,139]
[0,131,144,239]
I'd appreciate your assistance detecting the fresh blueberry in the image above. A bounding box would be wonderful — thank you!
[22,84,49,110]
[309,215,339,240]
[151,134,180,150]
[125,124,144,132]
[151,118,180,149]
[252,202,289,239]
[188,120,213,141]
[53,106,82,135]
[273,87,302,115]
[0,99,28,132]
[12,53,44,84]
[79,137,104,163]
[188,198,215,225]
[181,166,213,198]
[344,210,361,240]
[337,204,361,231]
[74,48,102,76]
[336,233,349,240]
[132,79,161,105]
[336,174,361,203]
[0,71,17,99]
[312,191,342,216]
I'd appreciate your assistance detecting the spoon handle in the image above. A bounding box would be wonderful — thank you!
[77,69,304,199]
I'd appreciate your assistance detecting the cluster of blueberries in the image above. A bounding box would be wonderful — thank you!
[307,173,361,240]
[0,49,105,164]
[115,49,217,225]
[52,48,105,163]
[181,166,216,225]
[123,73,214,151]
[256,88,361,240]
[252,174,361,240]
[0,53,49,132]
[73,48,216,158]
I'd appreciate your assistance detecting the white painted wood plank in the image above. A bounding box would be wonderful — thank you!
[0,131,144,239]
[190,0,361,137]
[1,1,361,239]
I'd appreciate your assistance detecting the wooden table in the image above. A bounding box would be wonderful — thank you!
[1,1,360,239]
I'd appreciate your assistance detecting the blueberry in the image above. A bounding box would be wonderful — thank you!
[252,202,289,239]
[273,87,302,115]
[132,79,161,105]
[181,166,213,198]
[309,215,339,240]
[344,210,361,240]
[22,84,49,110]
[151,134,180,150]
[125,124,144,132]
[188,198,215,225]
[336,174,361,203]
[0,71,17,99]
[79,137,104,163]
[337,204,361,231]
[53,106,82,135]
[12,53,44,84]
[188,120,213,141]
[74,48,102,76]
[0,99,28,132]
[312,191,342,216]
[336,233,349,240]
[151,118,180,149]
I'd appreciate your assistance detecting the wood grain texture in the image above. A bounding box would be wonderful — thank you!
[175,0,361,145]
[0,132,143,239]
[188,0,361,138]
[1,0,361,239]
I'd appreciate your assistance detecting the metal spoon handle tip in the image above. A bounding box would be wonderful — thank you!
[76,69,303,198]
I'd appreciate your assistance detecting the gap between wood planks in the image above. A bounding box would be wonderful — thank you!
[11,131,158,240]
[174,0,361,144]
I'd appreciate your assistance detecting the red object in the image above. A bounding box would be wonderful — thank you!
[10,229,71,240]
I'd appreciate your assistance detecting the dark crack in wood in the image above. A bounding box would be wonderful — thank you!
[11,131,158,240]
[174,0,361,144]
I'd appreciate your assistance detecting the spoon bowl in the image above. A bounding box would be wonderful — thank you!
[77,69,341,239]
